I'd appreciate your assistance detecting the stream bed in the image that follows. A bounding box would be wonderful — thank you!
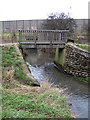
[24,49,88,118]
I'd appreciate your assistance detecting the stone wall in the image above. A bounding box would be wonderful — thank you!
[54,43,90,78]
[64,43,90,77]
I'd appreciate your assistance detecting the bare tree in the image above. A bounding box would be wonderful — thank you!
[42,12,77,33]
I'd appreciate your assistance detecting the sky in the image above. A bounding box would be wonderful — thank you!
[0,0,89,21]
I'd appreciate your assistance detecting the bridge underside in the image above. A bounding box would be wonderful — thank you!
[20,41,65,48]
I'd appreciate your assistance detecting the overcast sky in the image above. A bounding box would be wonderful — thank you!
[0,0,89,21]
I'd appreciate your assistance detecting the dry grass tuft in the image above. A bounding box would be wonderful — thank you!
[41,78,53,88]
[39,78,53,93]
[3,66,14,83]
[38,78,63,94]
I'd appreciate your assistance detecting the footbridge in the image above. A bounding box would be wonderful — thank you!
[19,29,69,48]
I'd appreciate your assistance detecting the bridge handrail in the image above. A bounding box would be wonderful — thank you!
[18,29,69,33]
[18,29,69,48]
[19,29,69,47]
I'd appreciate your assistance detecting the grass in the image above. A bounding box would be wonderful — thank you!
[2,46,32,88]
[74,76,89,84]
[1,45,73,119]
[76,44,90,52]
[2,89,72,118]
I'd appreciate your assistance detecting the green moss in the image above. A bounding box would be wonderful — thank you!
[59,48,65,66]
[55,48,59,63]
[55,48,65,66]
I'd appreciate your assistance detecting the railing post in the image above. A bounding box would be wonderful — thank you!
[59,32,61,41]
[62,32,64,41]
[47,32,48,41]
[61,32,62,41]
[34,30,37,48]
[65,32,67,42]
[50,31,52,48]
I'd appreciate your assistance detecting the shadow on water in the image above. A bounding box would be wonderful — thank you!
[24,48,88,118]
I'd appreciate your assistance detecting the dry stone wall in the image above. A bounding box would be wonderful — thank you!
[64,43,90,77]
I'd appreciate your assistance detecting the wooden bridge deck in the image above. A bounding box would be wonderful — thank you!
[19,29,69,48]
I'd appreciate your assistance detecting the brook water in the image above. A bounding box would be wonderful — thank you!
[24,49,88,118]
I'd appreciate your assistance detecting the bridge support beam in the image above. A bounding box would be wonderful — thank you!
[20,42,65,48]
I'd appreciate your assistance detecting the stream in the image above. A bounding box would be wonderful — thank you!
[24,48,88,118]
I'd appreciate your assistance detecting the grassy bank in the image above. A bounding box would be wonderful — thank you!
[76,44,90,52]
[74,76,89,84]
[2,46,32,88]
[1,45,73,118]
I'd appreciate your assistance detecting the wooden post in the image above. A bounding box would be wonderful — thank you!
[23,20,24,30]
[59,32,61,41]
[50,31,52,48]
[47,32,48,41]
[34,30,37,48]
[19,30,22,42]
[61,32,62,41]
[65,32,67,42]
[16,20,17,32]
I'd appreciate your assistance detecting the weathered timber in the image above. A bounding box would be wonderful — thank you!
[19,29,69,48]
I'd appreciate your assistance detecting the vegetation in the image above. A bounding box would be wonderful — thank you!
[76,44,90,52]
[42,12,77,33]
[2,46,32,88]
[68,31,89,44]
[2,89,72,118]
[1,32,19,44]
[74,76,89,84]
[1,45,73,118]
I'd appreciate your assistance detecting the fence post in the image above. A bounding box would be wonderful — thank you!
[50,31,52,48]
[16,20,17,32]
[19,30,22,42]
[65,32,67,42]
[59,32,61,41]
[35,31,36,46]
